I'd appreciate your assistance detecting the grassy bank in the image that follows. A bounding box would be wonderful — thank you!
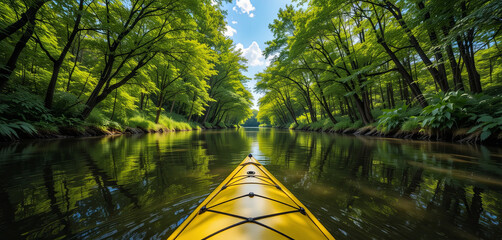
[0,110,232,141]
[0,90,238,141]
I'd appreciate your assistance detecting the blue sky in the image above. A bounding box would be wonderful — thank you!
[218,0,292,109]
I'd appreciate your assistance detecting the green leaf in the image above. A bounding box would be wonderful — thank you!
[477,115,493,123]
[483,123,497,131]
[467,124,482,134]
[480,131,491,141]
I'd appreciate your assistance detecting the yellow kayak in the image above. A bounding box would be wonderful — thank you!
[168,154,335,240]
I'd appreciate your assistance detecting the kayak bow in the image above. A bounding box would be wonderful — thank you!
[168,154,335,240]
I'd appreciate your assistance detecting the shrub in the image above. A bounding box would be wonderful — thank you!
[333,120,353,131]
[420,91,469,129]
[159,115,176,130]
[175,122,192,131]
[401,117,421,131]
[190,122,202,130]
[107,121,123,131]
[52,91,85,118]
[467,112,502,140]
[0,120,37,139]
[331,119,362,131]
[203,122,213,129]
[0,90,41,139]
[351,120,363,129]
[128,115,156,130]
[86,109,109,126]
[377,105,411,132]
[371,108,384,119]
[0,89,47,121]
[297,122,309,129]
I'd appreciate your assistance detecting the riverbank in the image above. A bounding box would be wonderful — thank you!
[287,123,502,145]
[0,90,246,142]
[1,111,239,142]
[20,124,238,141]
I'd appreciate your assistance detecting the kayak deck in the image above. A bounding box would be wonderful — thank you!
[168,155,334,239]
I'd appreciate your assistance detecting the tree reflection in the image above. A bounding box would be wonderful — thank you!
[255,129,502,239]
[0,129,501,239]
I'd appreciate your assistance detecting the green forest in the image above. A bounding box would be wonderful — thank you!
[1,0,502,143]
[257,0,502,142]
[0,0,253,140]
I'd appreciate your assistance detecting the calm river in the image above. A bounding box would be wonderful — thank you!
[1,128,501,239]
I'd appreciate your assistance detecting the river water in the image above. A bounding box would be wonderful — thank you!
[0,128,501,239]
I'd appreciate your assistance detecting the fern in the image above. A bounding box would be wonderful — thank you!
[0,120,37,139]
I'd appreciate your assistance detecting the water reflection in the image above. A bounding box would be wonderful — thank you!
[0,128,501,239]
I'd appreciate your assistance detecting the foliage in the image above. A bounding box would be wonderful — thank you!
[420,91,470,129]
[203,122,214,129]
[86,109,123,131]
[401,117,421,132]
[0,0,253,139]
[0,89,47,121]
[468,112,502,140]
[127,115,157,130]
[0,90,42,138]
[332,120,355,131]
[377,105,412,132]
[253,0,502,143]
[0,120,37,139]
[52,91,86,117]
[242,110,259,127]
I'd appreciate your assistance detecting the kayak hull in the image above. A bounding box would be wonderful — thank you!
[168,155,335,240]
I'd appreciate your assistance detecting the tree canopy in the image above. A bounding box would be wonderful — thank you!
[257,0,502,139]
[0,0,253,137]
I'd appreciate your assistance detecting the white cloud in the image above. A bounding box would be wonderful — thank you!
[232,21,238,24]
[232,6,238,12]
[235,0,255,17]
[210,0,217,6]
[223,25,237,37]
[236,41,267,67]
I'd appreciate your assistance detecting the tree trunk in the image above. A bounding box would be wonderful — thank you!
[155,93,164,124]
[457,35,482,93]
[384,0,449,92]
[344,97,355,123]
[379,82,387,108]
[352,94,373,125]
[170,100,176,113]
[44,0,84,109]
[0,16,37,91]
[305,94,317,123]
[387,83,395,108]
[139,93,145,110]
[378,39,428,107]
[0,0,48,42]
[202,104,211,122]
[339,98,345,115]
[110,88,118,121]
[417,1,449,92]
[402,77,410,104]
[188,93,197,122]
